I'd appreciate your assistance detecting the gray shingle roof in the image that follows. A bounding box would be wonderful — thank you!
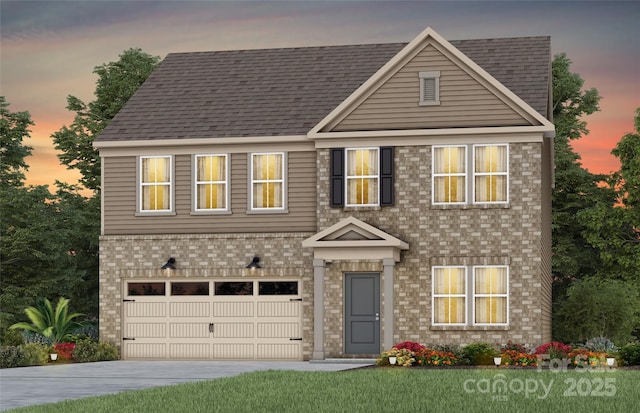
[96,36,550,142]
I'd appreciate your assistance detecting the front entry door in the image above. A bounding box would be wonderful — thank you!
[345,273,380,354]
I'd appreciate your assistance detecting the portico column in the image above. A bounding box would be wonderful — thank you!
[383,258,395,350]
[312,258,325,360]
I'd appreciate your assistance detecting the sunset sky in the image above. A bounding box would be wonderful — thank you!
[2,1,638,189]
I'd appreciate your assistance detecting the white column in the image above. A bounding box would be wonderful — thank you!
[383,258,395,350]
[312,259,325,360]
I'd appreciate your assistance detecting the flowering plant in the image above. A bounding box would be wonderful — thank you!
[52,342,76,361]
[569,348,608,366]
[393,341,425,352]
[414,348,457,366]
[377,348,415,367]
[500,340,529,354]
[499,349,538,367]
[534,341,572,359]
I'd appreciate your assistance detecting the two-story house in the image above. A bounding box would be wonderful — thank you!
[94,27,555,360]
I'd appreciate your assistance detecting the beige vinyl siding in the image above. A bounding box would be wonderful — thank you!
[332,43,530,131]
[103,151,317,235]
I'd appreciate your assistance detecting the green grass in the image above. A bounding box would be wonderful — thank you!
[9,368,639,413]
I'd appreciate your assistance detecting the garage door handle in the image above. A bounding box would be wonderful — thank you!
[208,323,214,333]
[289,338,302,341]
[123,337,135,341]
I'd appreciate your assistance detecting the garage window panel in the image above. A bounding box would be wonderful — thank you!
[128,282,166,296]
[259,281,298,295]
[171,282,210,296]
[215,281,254,296]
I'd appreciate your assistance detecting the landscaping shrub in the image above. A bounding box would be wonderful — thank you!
[22,343,49,366]
[0,329,24,346]
[376,348,415,366]
[500,340,529,353]
[392,341,425,352]
[414,347,457,366]
[499,350,538,366]
[460,342,497,365]
[568,348,608,366]
[0,346,27,368]
[619,342,640,366]
[584,337,617,353]
[22,330,51,345]
[53,342,76,361]
[72,339,119,362]
[534,341,572,359]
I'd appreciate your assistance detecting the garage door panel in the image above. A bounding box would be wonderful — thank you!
[125,322,165,338]
[257,322,299,338]
[125,302,166,317]
[213,344,254,359]
[170,343,210,359]
[170,322,210,338]
[257,301,300,317]
[257,344,300,360]
[126,343,166,359]
[213,322,253,338]
[170,302,210,317]
[213,302,253,317]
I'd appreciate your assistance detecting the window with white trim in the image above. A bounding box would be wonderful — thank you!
[473,266,509,325]
[195,154,228,211]
[419,71,440,106]
[346,148,379,206]
[433,146,467,204]
[140,156,172,212]
[473,144,508,203]
[432,265,509,326]
[432,144,509,205]
[433,266,467,325]
[251,152,285,210]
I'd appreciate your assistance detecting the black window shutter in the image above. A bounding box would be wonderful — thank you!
[380,146,394,206]
[330,148,344,207]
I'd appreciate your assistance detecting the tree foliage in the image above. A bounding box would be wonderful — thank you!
[0,99,99,337]
[550,54,606,293]
[0,96,33,187]
[578,108,640,282]
[52,48,160,191]
[555,277,639,345]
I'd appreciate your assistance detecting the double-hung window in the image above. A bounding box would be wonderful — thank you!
[433,146,466,204]
[432,265,509,326]
[195,154,228,211]
[140,156,172,212]
[432,144,508,205]
[251,152,285,210]
[346,148,379,206]
[473,144,508,203]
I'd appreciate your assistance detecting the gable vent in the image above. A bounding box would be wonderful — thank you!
[419,71,440,106]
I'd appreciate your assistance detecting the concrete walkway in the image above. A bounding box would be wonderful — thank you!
[0,360,373,411]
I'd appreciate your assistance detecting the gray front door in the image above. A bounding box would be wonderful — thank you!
[345,273,380,354]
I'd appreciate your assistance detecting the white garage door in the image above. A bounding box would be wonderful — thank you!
[122,279,302,360]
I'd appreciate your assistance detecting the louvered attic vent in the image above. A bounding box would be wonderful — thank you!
[419,71,440,106]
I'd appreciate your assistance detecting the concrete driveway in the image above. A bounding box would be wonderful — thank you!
[0,360,372,411]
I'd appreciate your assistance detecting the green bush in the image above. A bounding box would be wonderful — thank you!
[461,342,498,365]
[72,339,119,362]
[619,342,640,366]
[22,343,49,366]
[0,346,27,368]
[0,329,24,346]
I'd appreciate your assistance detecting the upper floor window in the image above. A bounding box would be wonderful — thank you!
[251,152,285,210]
[346,148,379,206]
[140,156,172,212]
[473,145,508,203]
[433,146,466,204]
[419,71,440,106]
[432,144,509,205]
[195,154,228,211]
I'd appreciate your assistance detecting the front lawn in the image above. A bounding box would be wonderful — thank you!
[8,368,639,413]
